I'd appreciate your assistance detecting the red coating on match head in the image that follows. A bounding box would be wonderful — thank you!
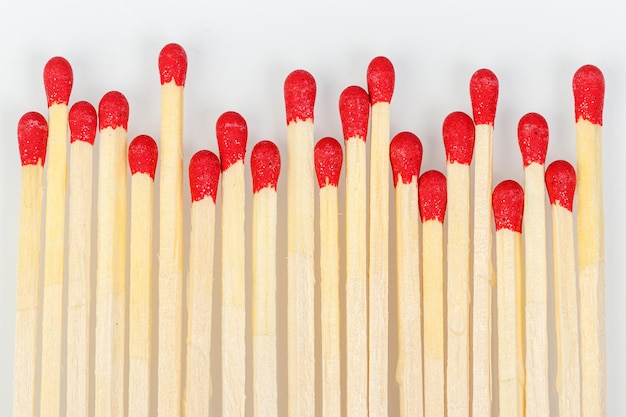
[216,111,247,171]
[339,86,370,141]
[43,56,73,107]
[189,150,221,203]
[545,160,576,212]
[69,101,97,145]
[492,180,524,233]
[128,135,158,180]
[314,137,343,188]
[443,111,475,165]
[251,140,281,193]
[98,91,129,131]
[367,56,395,104]
[390,131,423,187]
[18,112,48,166]
[418,170,447,223]
[572,64,604,125]
[158,43,187,86]
[518,112,549,167]
[284,69,316,124]
[470,68,499,126]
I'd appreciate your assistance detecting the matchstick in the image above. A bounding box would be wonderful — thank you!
[340,85,370,417]
[314,137,343,417]
[14,112,47,417]
[217,111,248,417]
[251,141,281,417]
[546,160,581,417]
[443,111,475,417]
[469,68,499,417]
[284,69,316,417]
[390,132,424,417]
[518,112,550,417]
[40,56,72,417]
[184,150,220,417]
[128,135,158,417]
[366,56,394,417]
[572,64,605,417]
[95,91,129,417]
[419,170,447,417]
[492,180,525,417]
[157,43,188,416]
[66,101,97,417]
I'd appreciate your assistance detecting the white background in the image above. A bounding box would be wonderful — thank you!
[0,0,625,415]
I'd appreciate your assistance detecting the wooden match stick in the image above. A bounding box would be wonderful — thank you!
[251,141,281,417]
[546,160,581,417]
[443,111,475,417]
[66,101,97,417]
[419,170,447,417]
[14,112,47,417]
[314,137,343,417]
[128,135,158,417]
[157,43,188,416]
[184,150,220,417]
[95,91,129,417]
[366,56,394,417]
[216,111,248,417]
[469,68,499,417]
[492,180,525,417]
[40,56,72,417]
[284,69,316,417]
[573,64,605,417]
[390,132,424,417]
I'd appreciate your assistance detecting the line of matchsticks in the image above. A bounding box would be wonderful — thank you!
[14,43,605,417]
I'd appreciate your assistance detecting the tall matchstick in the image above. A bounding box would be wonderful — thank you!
[390,132,424,417]
[14,112,47,417]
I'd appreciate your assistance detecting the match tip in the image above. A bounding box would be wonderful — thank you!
[18,112,48,166]
[367,56,395,104]
[43,56,73,107]
[284,69,316,124]
[545,160,576,212]
[517,112,549,167]
[492,180,524,233]
[216,111,248,171]
[98,91,129,131]
[314,137,343,188]
[69,101,97,145]
[251,140,281,193]
[443,111,475,165]
[470,68,499,126]
[418,170,447,223]
[158,43,188,86]
[339,85,370,141]
[390,131,423,187]
[573,64,604,125]
[189,150,221,203]
[128,135,158,180]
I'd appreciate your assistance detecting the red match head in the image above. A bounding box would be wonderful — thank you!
[339,86,370,141]
[545,160,576,212]
[314,137,343,188]
[492,180,524,233]
[158,43,188,86]
[390,131,423,187]
[189,150,221,203]
[216,111,248,171]
[443,111,475,165]
[251,140,281,193]
[518,112,549,167]
[418,170,447,223]
[18,112,48,166]
[284,69,316,124]
[43,56,73,107]
[572,64,604,125]
[367,56,395,104]
[128,135,158,180]
[69,101,97,145]
[98,91,129,131]
[470,68,499,126]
